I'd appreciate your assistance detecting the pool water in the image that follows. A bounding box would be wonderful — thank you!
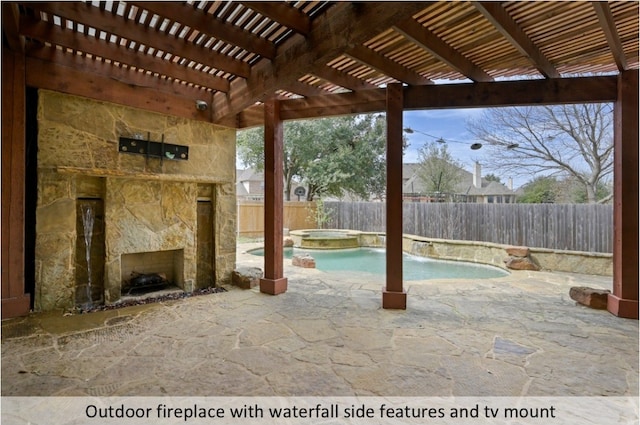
[250,247,509,280]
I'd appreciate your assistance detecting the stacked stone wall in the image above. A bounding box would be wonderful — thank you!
[35,90,236,311]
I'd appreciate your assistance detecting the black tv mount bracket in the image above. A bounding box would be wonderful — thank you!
[119,133,189,161]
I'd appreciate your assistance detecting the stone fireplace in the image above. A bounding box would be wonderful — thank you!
[121,250,185,295]
[35,90,236,311]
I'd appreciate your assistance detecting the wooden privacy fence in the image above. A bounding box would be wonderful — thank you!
[238,201,317,237]
[324,202,613,253]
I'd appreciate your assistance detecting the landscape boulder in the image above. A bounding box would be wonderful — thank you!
[504,257,540,271]
[504,245,540,271]
[569,286,610,310]
[505,246,530,257]
[292,253,316,268]
[232,267,263,289]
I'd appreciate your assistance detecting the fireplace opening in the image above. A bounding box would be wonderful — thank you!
[121,249,184,298]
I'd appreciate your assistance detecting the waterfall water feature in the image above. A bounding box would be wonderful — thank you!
[81,203,95,308]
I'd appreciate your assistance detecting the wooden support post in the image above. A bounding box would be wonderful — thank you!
[609,69,638,319]
[382,83,406,309]
[1,49,31,318]
[259,98,288,295]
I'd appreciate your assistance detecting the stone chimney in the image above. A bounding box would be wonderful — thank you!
[508,177,513,191]
[473,162,482,188]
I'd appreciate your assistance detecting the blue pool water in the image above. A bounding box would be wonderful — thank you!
[250,247,509,280]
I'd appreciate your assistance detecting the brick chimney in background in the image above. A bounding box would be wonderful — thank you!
[473,162,482,188]
[508,177,513,191]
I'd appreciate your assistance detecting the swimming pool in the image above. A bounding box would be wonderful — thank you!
[249,247,509,280]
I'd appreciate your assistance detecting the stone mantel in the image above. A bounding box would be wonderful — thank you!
[56,166,230,184]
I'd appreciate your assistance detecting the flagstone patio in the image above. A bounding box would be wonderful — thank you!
[1,244,637,397]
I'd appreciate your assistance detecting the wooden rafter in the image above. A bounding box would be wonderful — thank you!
[131,2,277,60]
[345,45,433,86]
[393,18,493,82]
[28,46,213,101]
[211,2,428,123]
[313,66,379,91]
[282,80,328,98]
[2,1,636,127]
[20,17,231,92]
[473,1,561,78]
[28,2,251,78]
[241,1,311,36]
[592,1,629,71]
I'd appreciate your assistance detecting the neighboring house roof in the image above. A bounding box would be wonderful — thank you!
[403,162,514,197]
[456,175,514,196]
[236,181,250,197]
[236,168,263,182]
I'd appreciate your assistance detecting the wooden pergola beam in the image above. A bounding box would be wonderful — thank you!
[281,80,329,98]
[20,17,231,93]
[132,2,276,60]
[211,2,427,123]
[2,3,25,52]
[25,55,214,124]
[403,75,617,108]
[393,18,493,82]
[29,2,251,78]
[313,65,379,92]
[29,47,214,102]
[592,1,629,72]
[275,75,618,122]
[241,1,311,36]
[345,45,433,86]
[474,1,561,79]
[279,90,386,121]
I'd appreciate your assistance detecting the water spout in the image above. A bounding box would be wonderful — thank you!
[81,203,95,308]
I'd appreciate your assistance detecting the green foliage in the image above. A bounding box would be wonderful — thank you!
[562,177,612,203]
[306,198,333,228]
[236,114,390,201]
[484,173,501,183]
[517,176,558,203]
[416,142,464,194]
[516,174,612,204]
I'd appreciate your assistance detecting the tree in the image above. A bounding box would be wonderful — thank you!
[467,103,613,203]
[517,176,559,203]
[484,173,501,183]
[236,115,388,201]
[415,142,464,196]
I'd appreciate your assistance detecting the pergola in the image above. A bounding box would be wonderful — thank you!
[2,2,638,318]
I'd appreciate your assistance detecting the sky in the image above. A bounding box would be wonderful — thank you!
[236,107,532,189]
[402,108,529,189]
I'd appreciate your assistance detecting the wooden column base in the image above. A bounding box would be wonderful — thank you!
[2,295,31,319]
[260,277,288,295]
[607,294,638,319]
[382,290,407,310]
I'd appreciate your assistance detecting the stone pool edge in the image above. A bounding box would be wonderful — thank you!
[288,229,612,276]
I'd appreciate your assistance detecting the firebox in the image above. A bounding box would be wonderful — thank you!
[121,249,184,296]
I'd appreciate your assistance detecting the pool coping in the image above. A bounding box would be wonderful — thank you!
[286,230,612,276]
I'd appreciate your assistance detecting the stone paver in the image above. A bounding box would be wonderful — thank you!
[1,244,637,396]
